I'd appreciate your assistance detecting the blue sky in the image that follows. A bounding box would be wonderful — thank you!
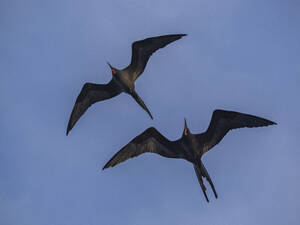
[1,0,300,224]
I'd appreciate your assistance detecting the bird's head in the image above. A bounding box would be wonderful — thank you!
[183,118,190,136]
[107,62,117,76]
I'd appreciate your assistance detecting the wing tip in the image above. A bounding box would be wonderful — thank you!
[213,109,277,126]
[66,112,75,136]
[264,119,277,126]
[102,161,110,170]
[166,33,187,40]
[102,165,108,170]
[66,123,72,136]
[163,33,187,37]
[103,160,115,170]
[177,33,187,39]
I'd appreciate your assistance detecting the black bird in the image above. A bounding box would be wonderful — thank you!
[103,109,276,202]
[66,34,186,135]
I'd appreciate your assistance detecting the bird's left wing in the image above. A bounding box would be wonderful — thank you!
[126,34,186,81]
[198,109,276,154]
[103,127,184,169]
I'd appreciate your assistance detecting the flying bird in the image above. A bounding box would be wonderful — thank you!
[66,34,186,135]
[103,109,276,202]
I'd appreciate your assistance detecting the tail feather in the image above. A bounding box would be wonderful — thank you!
[193,160,218,202]
[201,162,218,199]
[131,91,153,119]
[193,164,209,202]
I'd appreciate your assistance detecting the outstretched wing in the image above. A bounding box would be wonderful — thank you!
[126,34,186,81]
[66,80,121,135]
[199,110,276,154]
[103,127,185,169]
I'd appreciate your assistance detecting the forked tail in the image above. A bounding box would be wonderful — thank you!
[193,160,218,202]
[131,91,153,119]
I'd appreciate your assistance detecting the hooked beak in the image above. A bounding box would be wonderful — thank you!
[184,118,187,130]
[184,118,189,135]
[107,61,113,69]
[107,61,116,75]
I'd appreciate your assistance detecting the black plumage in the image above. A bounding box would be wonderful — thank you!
[66,34,186,135]
[103,109,276,202]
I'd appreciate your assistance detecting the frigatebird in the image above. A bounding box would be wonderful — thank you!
[103,109,276,202]
[66,34,186,135]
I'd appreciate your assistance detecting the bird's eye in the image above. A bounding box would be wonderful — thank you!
[111,68,116,75]
[184,129,188,135]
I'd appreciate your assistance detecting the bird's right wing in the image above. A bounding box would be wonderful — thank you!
[66,80,121,135]
[198,110,276,154]
[126,34,186,81]
[103,127,185,169]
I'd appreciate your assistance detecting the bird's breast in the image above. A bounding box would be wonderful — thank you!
[180,141,194,160]
[113,75,133,93]
[182,138,203,160]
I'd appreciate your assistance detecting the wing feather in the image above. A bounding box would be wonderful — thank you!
[103,127,184,169]
[126,34,186,80]
[199,110,276,153]
[66,80,121,135]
